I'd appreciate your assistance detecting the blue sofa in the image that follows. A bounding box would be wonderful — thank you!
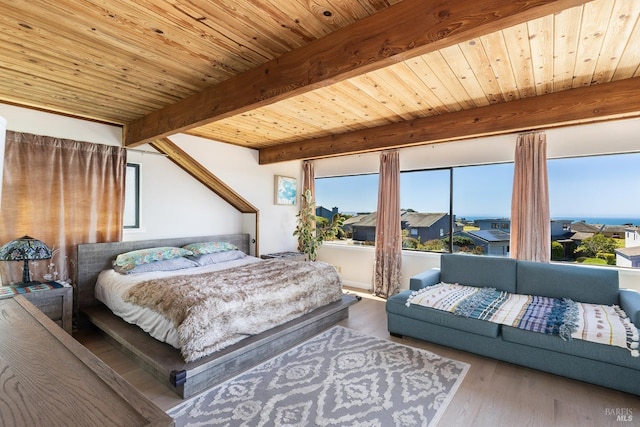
[386,254,640,396]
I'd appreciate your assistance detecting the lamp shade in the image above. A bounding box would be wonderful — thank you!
[0,235,52,285]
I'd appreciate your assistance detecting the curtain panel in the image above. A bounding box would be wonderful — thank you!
[302,160,315,202]
[302,160,316,213]
[373,150,402,298]
[0,132,126,285]
[510,131,550,262]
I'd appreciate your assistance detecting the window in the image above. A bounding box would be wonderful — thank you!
[315,152,640,268]
[400,168,451,252]
[548,153,640,267]
[124,163,140,229]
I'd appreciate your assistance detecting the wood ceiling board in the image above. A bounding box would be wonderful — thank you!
[258,77,640,164]
[1,2,211,92]
[590,1,640,85]
[528,15,556,96]
[5,0,640,168]
[552,6,582,92]
[479,31,520,103]
[124,0,591,147]
[501,23,537,99]
[571,0,613,89]
[442,42,496,106]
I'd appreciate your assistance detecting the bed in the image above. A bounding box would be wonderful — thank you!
[76,234,359,398]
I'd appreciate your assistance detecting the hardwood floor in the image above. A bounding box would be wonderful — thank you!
[76,288,639,427]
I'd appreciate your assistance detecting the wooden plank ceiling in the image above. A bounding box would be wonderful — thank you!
[2,0,639,164]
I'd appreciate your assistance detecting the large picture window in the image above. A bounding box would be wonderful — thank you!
[315,152,640,269]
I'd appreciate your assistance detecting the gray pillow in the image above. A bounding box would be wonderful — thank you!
[190,250,246,266]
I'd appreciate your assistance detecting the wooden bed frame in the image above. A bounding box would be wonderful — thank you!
[76,234,359,399]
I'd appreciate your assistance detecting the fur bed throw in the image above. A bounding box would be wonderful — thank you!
[123,259,343,362]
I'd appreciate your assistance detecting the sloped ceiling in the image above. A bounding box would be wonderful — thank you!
[2,0,639,164]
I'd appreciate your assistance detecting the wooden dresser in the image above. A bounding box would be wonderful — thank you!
[0,296,174,427]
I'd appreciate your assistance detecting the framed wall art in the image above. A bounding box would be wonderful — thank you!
[274,175,297,205]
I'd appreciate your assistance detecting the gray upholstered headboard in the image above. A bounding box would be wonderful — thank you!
[76,234,250,310]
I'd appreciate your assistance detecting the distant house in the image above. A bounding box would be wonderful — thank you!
[550,219,573,240]
[569,221,602,246]
[601,225,627,239]
[315,206,339,223]
[625,227,640,248]
[350,212,378,242]
[350,211,454,244]
[460,230,511,256]
[616,246,640,268]
[570,221,603,234]
[401,212,453,243]
[475,218,510,232]
[341,213,370,237]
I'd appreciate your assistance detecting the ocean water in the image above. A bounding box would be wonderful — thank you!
[462,216,640,226]
[552,217,640,226]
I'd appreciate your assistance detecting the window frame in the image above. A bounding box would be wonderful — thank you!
[124,163,141,229]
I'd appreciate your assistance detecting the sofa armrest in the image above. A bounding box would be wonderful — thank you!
[409,268,441,291]
[619,288,640,327]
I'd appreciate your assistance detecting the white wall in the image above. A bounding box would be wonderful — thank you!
[0,104,302,255]
[318,244,441,291]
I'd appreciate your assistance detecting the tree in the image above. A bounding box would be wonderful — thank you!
[551,241,564,260]
[574,233,617,258]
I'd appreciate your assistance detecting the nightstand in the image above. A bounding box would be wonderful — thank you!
[0,283,73,334]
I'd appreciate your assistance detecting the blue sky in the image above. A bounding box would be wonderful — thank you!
[315,152,640,220]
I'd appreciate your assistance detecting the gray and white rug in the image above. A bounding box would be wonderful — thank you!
[169,326,469,426]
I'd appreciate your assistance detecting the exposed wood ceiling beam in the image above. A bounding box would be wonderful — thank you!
[258,78,640,164]
[124,0,591,147]
[149,138,258,214]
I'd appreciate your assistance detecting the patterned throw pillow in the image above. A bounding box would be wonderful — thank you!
[113,247,193,273]
[182,241,239,256]
[115,256,199,275]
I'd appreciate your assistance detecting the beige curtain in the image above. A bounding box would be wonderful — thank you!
[0,132,126,285]
[302,160,315,202]
[510,131,550,262]
[301,160,315,213]
[373,150,402,298]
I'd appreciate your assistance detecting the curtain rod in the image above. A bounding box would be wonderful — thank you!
[124,147,168,157]
[518,130,544,136]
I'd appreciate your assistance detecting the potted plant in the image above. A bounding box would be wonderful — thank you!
[293,189,343,261]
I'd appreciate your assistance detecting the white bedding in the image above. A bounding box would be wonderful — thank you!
[95,255,263,349]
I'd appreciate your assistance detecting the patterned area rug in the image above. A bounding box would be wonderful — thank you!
[169,326,469,426]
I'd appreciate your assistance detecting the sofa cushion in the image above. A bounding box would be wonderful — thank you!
[387,290,500,338]
[620,289,640,327]
[501,326,639,370]
[516,261,619,305]
[440,254,517,293]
